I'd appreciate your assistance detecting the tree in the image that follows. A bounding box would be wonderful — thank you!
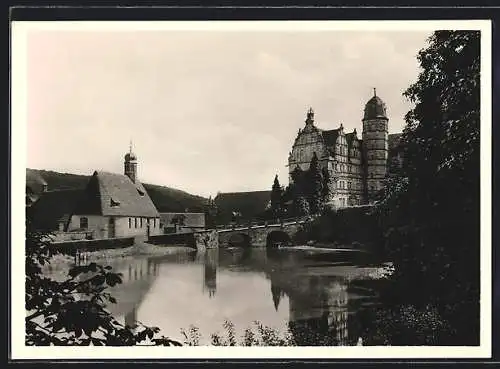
[270,175,284,219]
[294,196,310,217]
[25,218,181,346]
[375,30,480,344]
[290,167,306,198]
[204,196,218,229]
[307,152,324,214]
[321,168,332,203]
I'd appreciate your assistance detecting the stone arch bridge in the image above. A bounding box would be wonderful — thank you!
[193,220,308,249]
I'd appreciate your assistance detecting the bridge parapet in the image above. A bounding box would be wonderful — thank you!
[216,220,306,248]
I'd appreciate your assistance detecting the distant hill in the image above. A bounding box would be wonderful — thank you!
[27,169,208,213]
[214,190,271,223]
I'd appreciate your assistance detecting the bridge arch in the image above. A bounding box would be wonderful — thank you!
[266,230,292,248]
[228,232,251,247]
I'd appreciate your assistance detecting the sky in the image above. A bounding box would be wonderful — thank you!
[25,26,430,198]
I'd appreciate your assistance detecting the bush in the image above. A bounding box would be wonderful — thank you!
[25,218,181,346]
[359,305,452,346]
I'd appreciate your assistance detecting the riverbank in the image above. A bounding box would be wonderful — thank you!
[43,242,196,273]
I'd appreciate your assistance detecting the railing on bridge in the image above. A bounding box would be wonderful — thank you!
[213,216,310,232]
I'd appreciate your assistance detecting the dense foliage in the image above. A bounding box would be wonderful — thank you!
[372,30,481,344]
[306,153,324,214]
[25,218,181,346]
[181,319,345,346]
[270,175,284,218]
[281,154,326,217]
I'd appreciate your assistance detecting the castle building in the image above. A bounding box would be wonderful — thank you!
[287,89,403,208]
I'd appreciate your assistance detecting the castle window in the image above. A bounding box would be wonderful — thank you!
[80,217,88,230]
[135,218,138,228]
[140,218,143,227]
[128,218,132,228]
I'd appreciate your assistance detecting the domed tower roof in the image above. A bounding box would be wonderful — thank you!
[363,88,388,120]
[124,141,137,161]
[124,151,137,161]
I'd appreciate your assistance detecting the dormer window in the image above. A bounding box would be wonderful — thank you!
[110,198,120,207]
[137,188,145,196]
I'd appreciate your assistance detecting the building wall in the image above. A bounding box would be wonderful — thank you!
[362,117,389,202]
[67,215,108,239]
[289,126,369,208]
[114,216,162,238]
[288,127,327,177]
[68,214,162,239]
[331,132,353,207]
[160,212,206,233]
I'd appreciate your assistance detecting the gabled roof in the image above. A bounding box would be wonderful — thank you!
[27,189,85,231]
[345,131,359,149]
[73,171,160,217]
[321,129,340,148]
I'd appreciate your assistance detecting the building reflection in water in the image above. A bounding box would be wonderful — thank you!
[270,281,285,312]
[108,257,160,328]
[109,247,370,344]
[266,249,352,346]
[202,249,218,298]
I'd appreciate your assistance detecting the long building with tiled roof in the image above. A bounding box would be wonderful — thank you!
[65,145,162,239]
[287,89,404,207]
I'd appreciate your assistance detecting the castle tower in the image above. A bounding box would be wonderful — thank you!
[124,141,138,183]
[362,88,389,202]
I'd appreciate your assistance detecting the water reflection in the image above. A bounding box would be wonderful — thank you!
[106,248,377,345]
[203,249,218,298]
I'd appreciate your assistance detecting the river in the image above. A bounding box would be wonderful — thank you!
[100,247,383,346]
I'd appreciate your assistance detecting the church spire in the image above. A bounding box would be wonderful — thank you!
[373,87,377,97]
[124,141,138,183]
[305,107,315,126]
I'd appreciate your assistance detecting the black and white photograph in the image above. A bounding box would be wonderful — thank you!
[11,18,492,359]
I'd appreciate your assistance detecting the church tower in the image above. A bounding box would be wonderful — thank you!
[124,141,138,183]
[362,89,389,202]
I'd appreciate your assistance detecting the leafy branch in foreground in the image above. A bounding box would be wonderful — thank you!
[25,218,181,346]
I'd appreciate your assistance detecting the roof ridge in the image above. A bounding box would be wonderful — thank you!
[44,188,83,193]
[217,190,270,194]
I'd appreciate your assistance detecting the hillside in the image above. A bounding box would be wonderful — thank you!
[27,169,208,213]
[214,190,271,223]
